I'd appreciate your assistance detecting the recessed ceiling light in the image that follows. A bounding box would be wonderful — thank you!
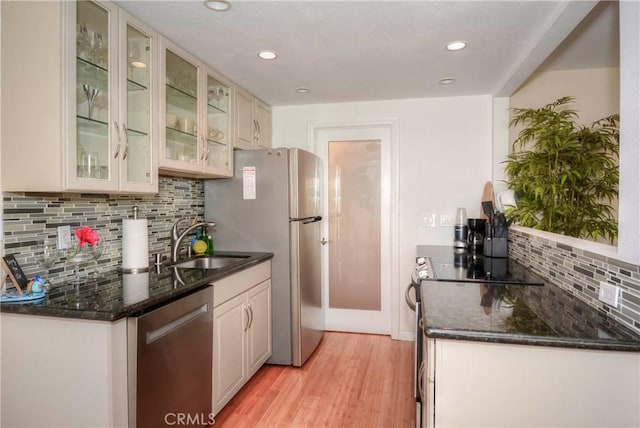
[439,78,456,85]
[258,50,278,60]
[446,41,467,51]
[295,87,310,94]
[204,0,231,12]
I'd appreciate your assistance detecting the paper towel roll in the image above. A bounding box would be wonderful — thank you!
[122,272,150,305]
[122,218,149,269]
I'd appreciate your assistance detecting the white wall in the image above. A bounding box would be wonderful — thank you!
[509,67,620,145]
[273,95,493,337]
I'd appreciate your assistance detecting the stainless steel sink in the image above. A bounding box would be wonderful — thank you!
[169,256,247,270]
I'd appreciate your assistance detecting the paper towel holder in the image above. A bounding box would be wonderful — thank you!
[119,266,150,274]
[118,206,150,274]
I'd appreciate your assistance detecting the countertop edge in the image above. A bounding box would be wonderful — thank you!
[424,327,640,353]
[0,252,274,322]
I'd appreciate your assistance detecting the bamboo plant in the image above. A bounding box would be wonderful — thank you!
[504,96,619,243]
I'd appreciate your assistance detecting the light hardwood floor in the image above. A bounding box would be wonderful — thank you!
[213,332,415,428]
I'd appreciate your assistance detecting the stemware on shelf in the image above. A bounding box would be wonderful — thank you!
[82,84,100,119]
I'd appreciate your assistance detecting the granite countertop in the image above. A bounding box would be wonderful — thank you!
[0,251,273,322]
[417,246,640,352]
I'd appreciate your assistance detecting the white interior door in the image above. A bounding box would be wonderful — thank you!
[316,125,393,334]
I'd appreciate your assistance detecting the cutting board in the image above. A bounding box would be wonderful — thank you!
[480,181,495,220]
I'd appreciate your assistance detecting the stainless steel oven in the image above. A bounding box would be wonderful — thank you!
[406,257,429,428]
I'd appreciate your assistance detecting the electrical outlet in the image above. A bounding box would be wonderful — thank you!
[440,214,455,227]
[57,225,72,250]
[422,213,436,227]
[598,282,620,308]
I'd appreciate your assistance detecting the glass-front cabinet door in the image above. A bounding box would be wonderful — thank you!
[71,1,157,192]
[164,48,199,169]
[202,71,232,173]
[120,18,156,191]
[159,38,233,177]
[73,0,115,189]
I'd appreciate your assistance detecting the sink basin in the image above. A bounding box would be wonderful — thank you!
[169,256,247,270]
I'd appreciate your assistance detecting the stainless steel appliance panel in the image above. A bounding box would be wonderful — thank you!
[290,218,323,366]
[289,148,321,219]
[205,148,323,366]
[128,287,213,428]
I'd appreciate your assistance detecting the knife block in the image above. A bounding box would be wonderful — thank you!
[483,236,508,258]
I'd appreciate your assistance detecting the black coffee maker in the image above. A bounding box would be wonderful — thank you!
[467,218,486,252]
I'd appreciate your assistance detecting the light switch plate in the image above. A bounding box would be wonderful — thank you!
[57,225,71,250]
[598,282,620,308]
[422,213,436,227]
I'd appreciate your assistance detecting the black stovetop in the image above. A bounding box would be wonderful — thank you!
[416,245,545,286]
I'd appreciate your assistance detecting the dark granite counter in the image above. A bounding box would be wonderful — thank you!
[417,246,640,352]
[0,251,273,322]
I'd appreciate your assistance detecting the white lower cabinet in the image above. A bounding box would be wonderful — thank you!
[422,338,640,428]
[0,314,129,428]
[213,261,272,415]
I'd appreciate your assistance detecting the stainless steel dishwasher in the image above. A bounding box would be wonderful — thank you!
[127,287,213,428]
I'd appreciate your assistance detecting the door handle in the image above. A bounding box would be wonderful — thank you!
[145,303,209,344]
[122,124,129,160]
[321,237,328,245]
[243,304,250,332]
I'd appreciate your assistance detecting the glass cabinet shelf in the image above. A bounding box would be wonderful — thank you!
[206,137,226,146]
[207,102,227,115]
[77,57,108,90]
[166,83,197,111]
[77,116,148,138]
[126,126,148,137]
[77,115,108,135]
[127,78,148,92]
[167,126,196,138]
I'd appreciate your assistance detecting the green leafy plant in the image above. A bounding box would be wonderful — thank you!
[504,96,619,243]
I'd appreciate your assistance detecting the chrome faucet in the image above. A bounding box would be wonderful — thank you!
[171,219,217,263]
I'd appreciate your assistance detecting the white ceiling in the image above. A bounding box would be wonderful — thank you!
[116,0,619,106]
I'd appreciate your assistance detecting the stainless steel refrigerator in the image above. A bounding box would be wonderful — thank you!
[204,148,324,366]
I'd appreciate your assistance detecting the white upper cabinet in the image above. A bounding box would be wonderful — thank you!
[234,87,272,150]
[2,0,266,190]
[159,38,233,178]
[1,0,159,194]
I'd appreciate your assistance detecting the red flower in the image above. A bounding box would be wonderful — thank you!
[75,226,100,247]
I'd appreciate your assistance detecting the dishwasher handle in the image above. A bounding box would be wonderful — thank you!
[146,303,209,344]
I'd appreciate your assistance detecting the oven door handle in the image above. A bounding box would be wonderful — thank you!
[418,359,426,402]
[405,283,416,311]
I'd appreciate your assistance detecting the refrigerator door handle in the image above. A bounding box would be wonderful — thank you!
[290,216,323,224]
[302,216,322,224]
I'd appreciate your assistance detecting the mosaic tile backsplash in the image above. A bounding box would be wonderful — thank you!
[2,176,205,286]
[509,228,640,335]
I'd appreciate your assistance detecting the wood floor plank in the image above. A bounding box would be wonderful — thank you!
[213,332,415,428]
